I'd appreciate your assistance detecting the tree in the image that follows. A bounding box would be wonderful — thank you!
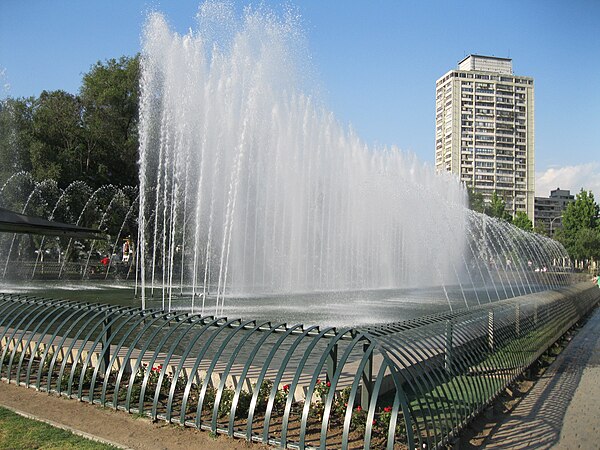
[79,55,140,187]
[485,191,512,222]
[0,55,141,191]
[30,90,83,185]
[556,189,600,263]
[0,97,35,182]
[467,188,485,213]
[513,211,533,232]
[572,228,600,261]
[533,223,548,236]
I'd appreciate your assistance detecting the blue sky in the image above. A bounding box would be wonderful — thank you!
[1,0,599,196]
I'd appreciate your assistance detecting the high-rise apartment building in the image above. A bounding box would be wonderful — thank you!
[435,55,535,218]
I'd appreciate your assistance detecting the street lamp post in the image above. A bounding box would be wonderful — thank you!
[549,216,561,237]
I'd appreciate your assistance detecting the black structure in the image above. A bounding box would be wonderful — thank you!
[0,207,105,240]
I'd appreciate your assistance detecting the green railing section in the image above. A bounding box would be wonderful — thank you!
[1,282,598,449]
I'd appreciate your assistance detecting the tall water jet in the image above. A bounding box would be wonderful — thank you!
[137,3,468,310]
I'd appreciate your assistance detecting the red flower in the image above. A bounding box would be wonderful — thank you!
[384,406,392,413]
[372,419,377,425]
[283,384,290,392]
[356,405,362,411]
[326,381,331,387]
[316,379,321,384]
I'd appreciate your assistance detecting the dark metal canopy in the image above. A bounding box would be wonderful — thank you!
[0,207,105,240]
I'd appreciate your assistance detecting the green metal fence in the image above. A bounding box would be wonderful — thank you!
[1,283,598,449]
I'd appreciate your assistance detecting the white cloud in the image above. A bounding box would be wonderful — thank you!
[536,162,600,197]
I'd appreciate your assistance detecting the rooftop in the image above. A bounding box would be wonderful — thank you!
[458,54,513,75]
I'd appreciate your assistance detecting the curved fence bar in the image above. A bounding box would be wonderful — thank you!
[362,282,600,448]
[1,282,599,449]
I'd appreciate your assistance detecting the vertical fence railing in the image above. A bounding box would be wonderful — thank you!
[1,282,599,449]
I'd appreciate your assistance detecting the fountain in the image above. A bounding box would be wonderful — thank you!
[0,3,573,327]
[0,5,589,449]
[136,3,572,320]
[0,176,137,282]
[139,5,466,310]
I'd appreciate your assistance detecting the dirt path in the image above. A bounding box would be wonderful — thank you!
[0,381,268,450]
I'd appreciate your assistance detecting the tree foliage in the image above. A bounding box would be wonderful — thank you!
[513,211,533,232]
[485,191,512,222]
[467,188,485,213]
[0,55,140,190]
[0,97,35,181]
[556,189,600,261]
[30,90,82,182]
[80,56,140,186]
[533,223,548,237]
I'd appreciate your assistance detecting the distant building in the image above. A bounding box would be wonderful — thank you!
[534,188,574,236]
[435,55,535,219]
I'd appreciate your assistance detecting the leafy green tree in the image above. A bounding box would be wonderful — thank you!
[513,211,533,232]
[30,90,83,184]
[556,189,599,261]
[0,55,141,191]
[467,188,485,213]
[572,228,600,261]
[0,97,35,182]
[79,55,140,187]
[533,223,548,236]
[485,191,512,222]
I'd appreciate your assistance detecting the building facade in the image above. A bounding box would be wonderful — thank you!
[534,188,574,236]
[435,55,535,218]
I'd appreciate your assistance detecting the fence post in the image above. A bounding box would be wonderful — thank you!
[326,343,337,385]
[488,310,494,352]
[361,342,373,407]
[445,320,453,375]
[100,313,111,376]
[515,303,520,337]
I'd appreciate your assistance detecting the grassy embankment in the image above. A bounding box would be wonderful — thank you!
[0,406,117,450]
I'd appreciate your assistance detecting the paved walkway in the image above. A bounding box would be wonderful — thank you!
[481,306,600,449]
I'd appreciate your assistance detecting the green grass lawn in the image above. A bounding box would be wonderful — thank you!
[0,407,117,450]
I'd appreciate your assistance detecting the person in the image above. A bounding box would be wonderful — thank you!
[122,239,130,262]
[122,237,134,263]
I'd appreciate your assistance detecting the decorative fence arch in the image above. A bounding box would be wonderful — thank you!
[1,283,599,449]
